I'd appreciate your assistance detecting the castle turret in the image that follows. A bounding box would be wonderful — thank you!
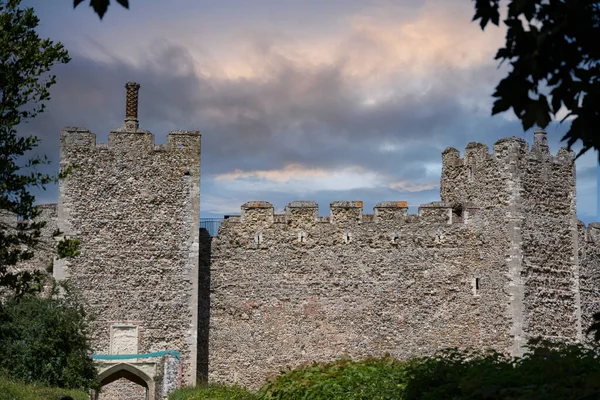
[440,132,579,354]
[57,82,201,397]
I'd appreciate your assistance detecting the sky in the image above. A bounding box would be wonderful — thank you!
[18,0,599,222]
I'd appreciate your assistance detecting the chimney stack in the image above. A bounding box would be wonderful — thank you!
[124,82,141,131]
[533,128,549,155]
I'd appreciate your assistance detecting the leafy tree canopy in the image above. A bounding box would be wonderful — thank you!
[0,283,99,391]
[73,0,128,20]
[473,0,600,159]
[0,0,70,295]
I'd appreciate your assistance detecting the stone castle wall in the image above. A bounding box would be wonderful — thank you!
[56,122,201,390]
[209,200,512,389]
[440,132,582,350]
[579,223,600,344]
[13,83,600,397]
[208,132,585,389]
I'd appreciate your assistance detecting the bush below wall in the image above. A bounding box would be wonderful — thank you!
[171,341,600,400]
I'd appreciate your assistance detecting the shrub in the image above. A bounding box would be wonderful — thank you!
[402,340,600,399]
[257,356,409,400]
[173,341,600,400]
[0,283,98,391]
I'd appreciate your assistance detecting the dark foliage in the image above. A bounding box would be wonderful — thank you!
[403,340,600,399]
[473,0,600,159]
[0,0,70,295]
[0,284,99,391]
[257,356,410,400]
[244,340,600,399]
[73,0,128,20]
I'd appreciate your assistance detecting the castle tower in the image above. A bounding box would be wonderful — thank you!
[441,130,581,354]
[56,83,201,399]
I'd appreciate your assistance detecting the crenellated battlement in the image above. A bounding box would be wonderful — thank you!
[56,82,202,389]
[441,130,575,207]
[60,126,200,154]
[442,130,574,170]
[60,82,200,157]
[224,200,479,228]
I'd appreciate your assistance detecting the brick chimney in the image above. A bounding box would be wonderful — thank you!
[124,82,141,131]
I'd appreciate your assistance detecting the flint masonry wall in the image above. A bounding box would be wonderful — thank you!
[519,134,580,341]
[209,200,510,389]
[579,222,600,344]
[441,131,581,352]
[209,131,583,389]
[56,97,201,389]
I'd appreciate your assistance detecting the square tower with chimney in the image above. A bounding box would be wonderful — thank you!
[55,82,201,397]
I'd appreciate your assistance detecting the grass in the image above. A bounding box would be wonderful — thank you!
[168,384,257,400]
[0,375,89,400]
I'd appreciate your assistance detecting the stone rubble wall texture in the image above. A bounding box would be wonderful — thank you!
[56,125,200,398]
[579,222,600,344]
[209,133,588,389]
[100,379,146,400]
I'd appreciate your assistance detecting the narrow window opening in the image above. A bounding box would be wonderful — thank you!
[344,232,351,244]
[298,232,306,243]
[474,277,480,296]
[392,233,399,243]
[177,143,185,149]
[467,155,474,182]
[255,232,262,245]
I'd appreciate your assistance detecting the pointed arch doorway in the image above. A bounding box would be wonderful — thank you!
[94,363,155,400]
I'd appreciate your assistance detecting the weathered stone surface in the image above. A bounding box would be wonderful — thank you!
[208,130,588,389]
[53,83,200,399]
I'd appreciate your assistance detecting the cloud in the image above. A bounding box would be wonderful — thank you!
[20,0,595,221]
[388,181,439,193]
[214,164,386,193]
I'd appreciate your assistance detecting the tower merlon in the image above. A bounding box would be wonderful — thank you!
[464,142,491,164]
[493,137,528,160]
[555,147,575,164]
[330,201,363,223]
[285,201,318,226]
[60,127,96,149]
[418,201,452,224]
[241,201,274,225]
[374,201,408,221]
[167,130,201,153]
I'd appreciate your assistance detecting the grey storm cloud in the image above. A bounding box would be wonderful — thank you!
[28,40,506,170]
[18,34,594,219]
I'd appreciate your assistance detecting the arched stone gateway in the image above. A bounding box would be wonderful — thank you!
[92,351,181,400]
